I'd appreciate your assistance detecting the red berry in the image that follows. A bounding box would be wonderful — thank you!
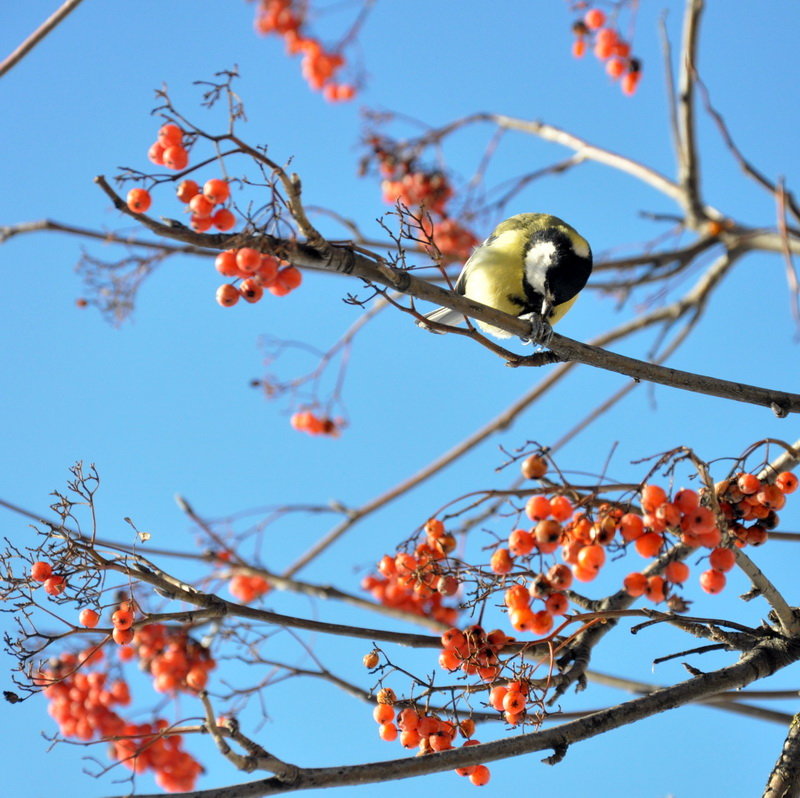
[189,194,215,219]
[212,208,236,231]
[79,608,100,628]
[236,248,262,273]
[158,123,183,146]
[216,284,240,307]
[30,561,53,582]
[44,575,66,596]
[126,188,152,214]
[584,8,606,29]
[176,180,200,203]
[203,178,230,204]
[239,278,264,303]
[163,145,189,170]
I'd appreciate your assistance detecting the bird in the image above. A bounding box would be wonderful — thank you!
[419,213,592,340]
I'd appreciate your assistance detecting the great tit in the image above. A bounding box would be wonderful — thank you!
[420,213,592,339]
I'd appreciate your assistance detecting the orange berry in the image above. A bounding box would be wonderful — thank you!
[621,70,641,96]
[664,561,689,584]
[378,722,397,742]
[215,250,240,277]
[549,495,573,522]
[190,214,213,232]
[147,141,166,166]
[373,703,395,724]
[737,473,761,495]
[490,548,514,575]
[699,569,726,594]
[572,38,587,58]
[595,27,618,47]
[645,575,666,603]
[584,8,606,29]
[162,145,189,170]
[757,484,786,510]
[79,608,100,628]
[547,563,573,590]
[641,484,667,513]
[509,606,535,632]
[363,651,380,669]
[571,564,597,583]
[276,266,303,291]
[158,123,183,146]
[623,571,647,597]
[606,57,625,79]
[189,194,214,219]
[534,519,562,545]
[425,518,445,538]
[508,528,535,556]
[577,543,606,572]
[258,255,280,284]
[239,278,264,303]
[236,248,262,273]
[203,178,230,205]
[655,501,682,528]
[673,489,699,514]
[545,592,569,615]
[502,689,526,714]
[525,495,552,521]
[126,188,152,214]
[709,547,736,572]
[530,609,554,635]
[504,583,530,611]
[400,729,421,748]
[469,765,491,786]
[215,284,240,308]
[439,649,461,671]
[521,454,547,479]
[634,531,663,558]
[112,609,134,630]
[619,513,644,542]
[30,561,53,582]
[776,472,798,494]
[176,180,200,203]
[112,627,135,645]
[43,575,66,595]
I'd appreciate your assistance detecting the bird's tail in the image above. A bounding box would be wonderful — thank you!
[417,306,467,332]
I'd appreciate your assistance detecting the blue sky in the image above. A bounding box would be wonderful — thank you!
[1,1,799,796]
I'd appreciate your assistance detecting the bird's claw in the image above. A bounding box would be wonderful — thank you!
[519,313,553,346]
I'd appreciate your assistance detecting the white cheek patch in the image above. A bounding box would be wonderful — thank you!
[524,240,557,295]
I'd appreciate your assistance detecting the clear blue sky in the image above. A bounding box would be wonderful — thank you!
[1,1,799,796]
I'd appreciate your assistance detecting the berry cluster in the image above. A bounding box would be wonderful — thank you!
[35,651,202,792]
[367,138,478,261]
[253,0,355,101]
[371,690,490,786]
[147,123,191,172]
[30,559,66,596]
[289,410,342,437]
[571,7,642,96]
[132,623,217,694]
[214,247,302,307]
[438,624,514,683]
[361,520,459,626]
[127,125,241,235]
[228,571,272,603]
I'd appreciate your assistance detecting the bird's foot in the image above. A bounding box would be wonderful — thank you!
[519,313,553,347]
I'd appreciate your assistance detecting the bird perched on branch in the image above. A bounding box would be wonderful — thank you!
[419,213,592,341]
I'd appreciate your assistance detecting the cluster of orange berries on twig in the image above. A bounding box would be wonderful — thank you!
[126,124,241,236]
[30,559,67,596]
[290,409,342,437]
[214,247,302,308]
[491,455,798,613]
[370,688,490,786]
[571,7,642,95]
[367,137,479,262]
[253,0,355,102]
[131,623,217,694]
[228,570,273,603]
[438,624,514,684]
[35,650,203,792]
[361,519,459,626]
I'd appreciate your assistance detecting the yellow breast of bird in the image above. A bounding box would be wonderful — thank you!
[461,232,525,318]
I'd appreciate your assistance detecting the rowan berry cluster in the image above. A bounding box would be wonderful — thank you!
[214,248,302,307]
[290,410,341,437]
[571,7,642,95]
[228,571,272,603]
[35,651,202,792]
[253,0,355,102]
[29,559,67,597]
[438,624,514,683]
[367,137,478,261]
[371,690,490,786]
[361,520,459,625]
[132,623,217,694]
